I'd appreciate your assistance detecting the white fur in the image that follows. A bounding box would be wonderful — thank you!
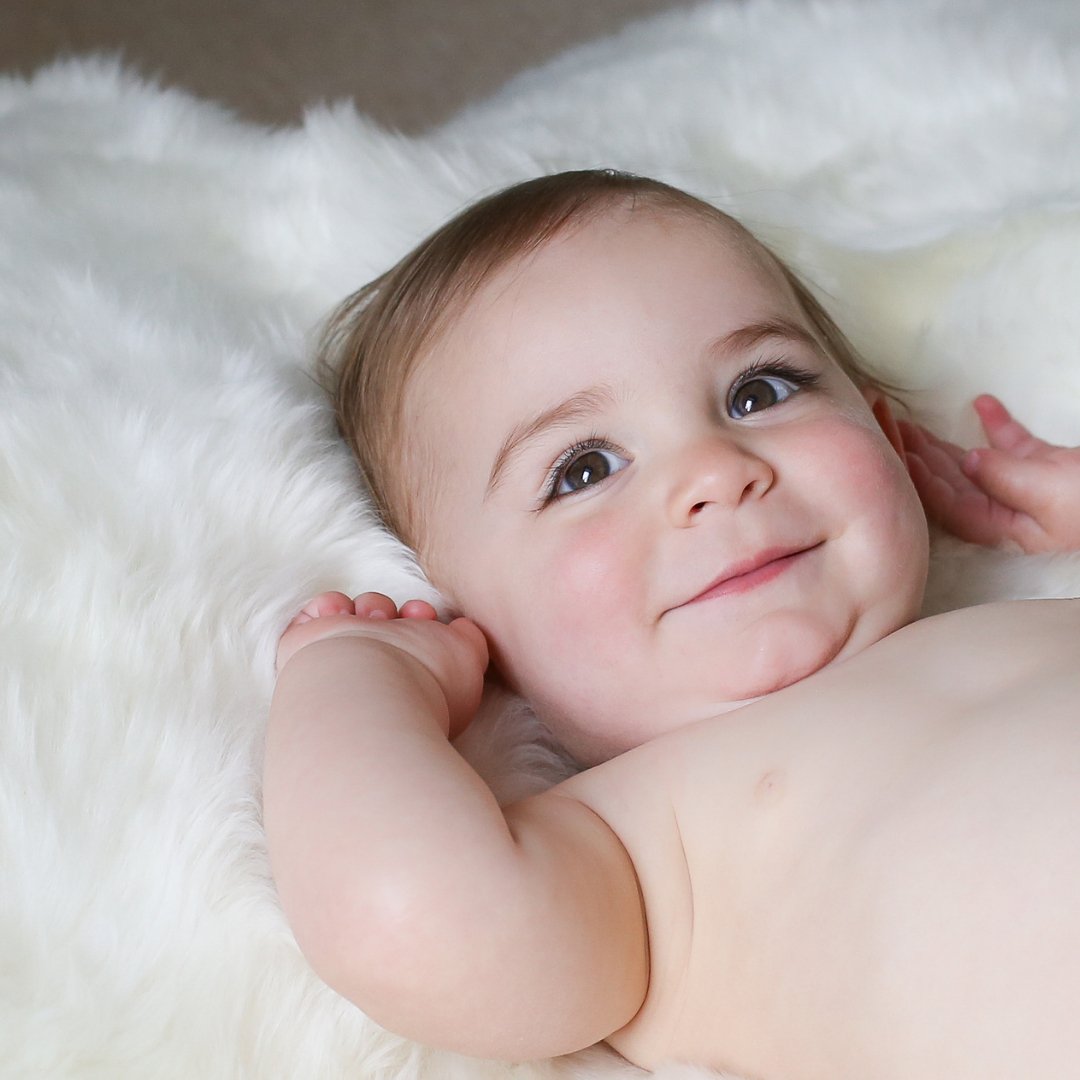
[2,1,1080,1076]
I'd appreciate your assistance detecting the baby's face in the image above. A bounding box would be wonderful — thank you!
[407,207,928,765]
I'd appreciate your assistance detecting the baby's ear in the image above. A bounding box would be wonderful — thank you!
[863,388,904,458]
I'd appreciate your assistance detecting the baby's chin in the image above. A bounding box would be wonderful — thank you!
[690,604,915,720]
[529,613,906,765]
[726,646,837,703]
[697,625,849,711]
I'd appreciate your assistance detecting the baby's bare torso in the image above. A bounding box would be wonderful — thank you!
[557,598,1080,1078]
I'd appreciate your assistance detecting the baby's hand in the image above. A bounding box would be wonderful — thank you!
[276,591,489,736]
[899,394,1080,553]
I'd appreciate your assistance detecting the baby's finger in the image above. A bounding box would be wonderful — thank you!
[898,421,972,491]
[290,591,355,627]
[353,592,399,621]
[897,419,966,465]
[957,448,1052,550]
[972,395,1045,458]
[903,450,981,537]
[399,599,439,620]
[959,448,1032,512]
[903,444,1020,548]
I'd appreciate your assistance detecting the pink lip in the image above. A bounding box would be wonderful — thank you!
[680,543,821,607]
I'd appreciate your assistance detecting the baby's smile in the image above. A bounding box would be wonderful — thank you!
[666,540,826,611]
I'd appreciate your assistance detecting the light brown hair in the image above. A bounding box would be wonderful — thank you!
[316,169,886,551]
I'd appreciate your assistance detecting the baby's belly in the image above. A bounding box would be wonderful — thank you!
[572,599,1080,1077]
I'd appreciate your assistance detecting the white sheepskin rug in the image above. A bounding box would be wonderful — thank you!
[4,0,1080,1076]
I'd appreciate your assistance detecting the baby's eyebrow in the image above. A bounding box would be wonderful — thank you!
[713,317,821,360]
[486,384,618,499]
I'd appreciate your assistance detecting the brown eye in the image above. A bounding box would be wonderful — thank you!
[731,378,783,416]
[552,446,629,498]
[729,370,809,419]
[563,450,613,491]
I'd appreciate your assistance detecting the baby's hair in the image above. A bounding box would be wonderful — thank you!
[317,169,885,550]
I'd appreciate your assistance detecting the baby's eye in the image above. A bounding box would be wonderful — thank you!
[547,443,629,500]
[728,363,818,419]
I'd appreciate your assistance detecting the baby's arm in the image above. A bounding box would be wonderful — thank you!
[263,592,647,1060]
[899,393,1080,552]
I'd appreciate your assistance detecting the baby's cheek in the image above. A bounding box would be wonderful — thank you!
[826,420,929,608]
[530,517,647,742]
[852,427,924,528]
[534,516,645,684]
[544,517,638,615]
[815,416,911,508]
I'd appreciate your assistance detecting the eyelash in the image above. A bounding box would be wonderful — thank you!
[736,357,819,398]
[538,434,620,508]
[535,357,820,509]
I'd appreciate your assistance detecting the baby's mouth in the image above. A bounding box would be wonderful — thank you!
[675,541,824,609]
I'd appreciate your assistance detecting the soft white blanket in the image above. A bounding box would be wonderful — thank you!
[3,1,1080,1077]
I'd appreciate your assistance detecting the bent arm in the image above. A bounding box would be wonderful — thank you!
[263,636,648,1060]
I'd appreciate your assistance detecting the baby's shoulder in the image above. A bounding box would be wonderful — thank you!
[884,595,1080,670]
[915,594,1080,631]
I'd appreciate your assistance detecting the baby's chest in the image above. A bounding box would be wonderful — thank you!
[571,600,1080,1067]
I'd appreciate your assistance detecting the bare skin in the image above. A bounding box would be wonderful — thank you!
[264,203,1080,1075]
[267,596,1080,1075]
[266,591,1080,1078]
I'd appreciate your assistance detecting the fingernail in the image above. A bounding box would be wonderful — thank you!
[961,450,981,473]
[365,609,390,620]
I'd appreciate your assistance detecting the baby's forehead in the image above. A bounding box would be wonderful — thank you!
[408,206,807,421]
[444,206,786,332]
[489,203,776,292]
[426,225,793,425]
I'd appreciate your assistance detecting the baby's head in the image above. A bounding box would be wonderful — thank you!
[320,170,929,765]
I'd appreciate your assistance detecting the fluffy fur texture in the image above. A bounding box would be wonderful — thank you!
[3,0,1080,1076]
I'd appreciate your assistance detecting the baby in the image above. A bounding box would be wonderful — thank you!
[264,170,1080,1078]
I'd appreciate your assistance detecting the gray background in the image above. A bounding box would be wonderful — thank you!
[4,1,696,131]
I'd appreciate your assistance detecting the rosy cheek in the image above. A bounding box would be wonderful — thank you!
[543,516,634,615]
[819,417,903,488]
[819,419,927,577]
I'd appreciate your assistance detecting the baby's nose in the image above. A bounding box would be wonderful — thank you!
[666,436,775,526]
